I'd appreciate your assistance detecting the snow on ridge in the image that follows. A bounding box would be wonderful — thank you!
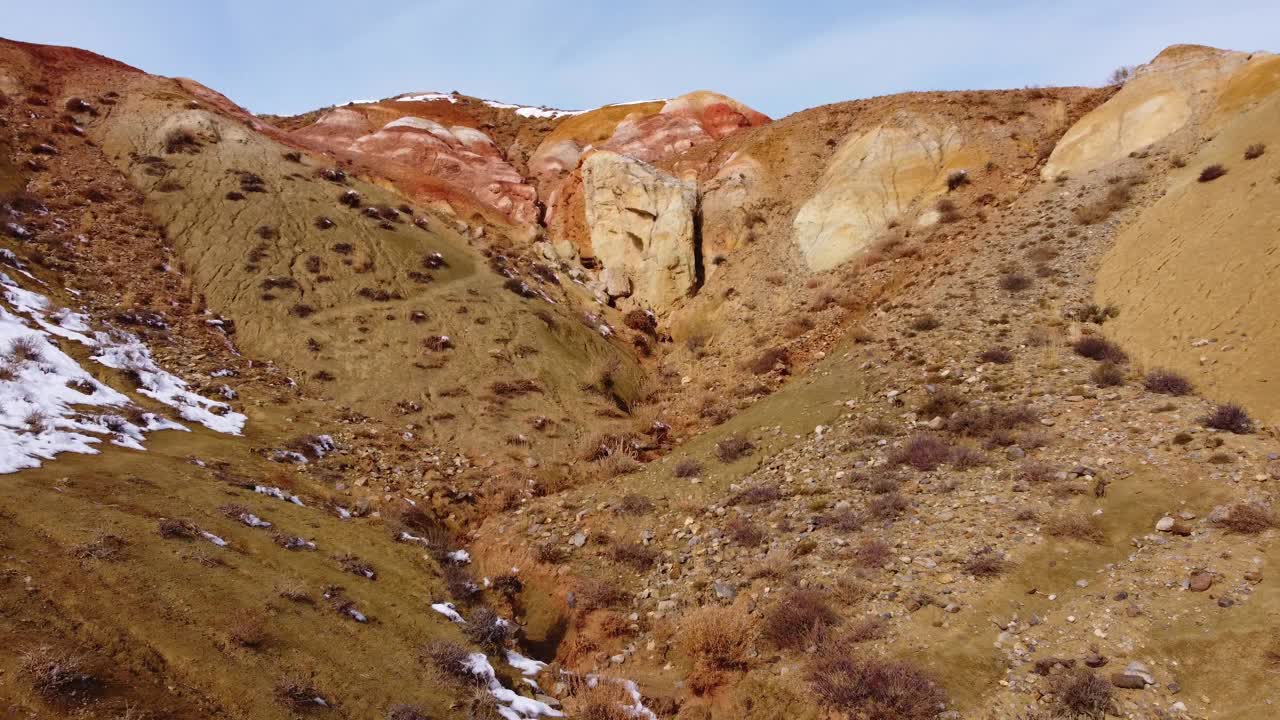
[397,92,459,104]
[0,273,244,474]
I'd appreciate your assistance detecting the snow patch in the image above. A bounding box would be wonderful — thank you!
[464,653,563,720]
[431,602,465,623]
[254,485,305,506]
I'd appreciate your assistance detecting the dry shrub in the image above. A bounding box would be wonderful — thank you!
[1073,182,1132,225]
[672,458,703,478]
[1143,368,1192,395]
[1090,362,1125,387]
[909,314,941,332]
[561,679,635,720]
[1198,164,1228,182]
[157,518,198,539]
[490,379,540,397]
[1220,503,1275,534]
[946,170,970,191]
[918,388,967,418]
[963,548,1007,577]
[73,533,127,561]
[574,578,627,612]
[890,434,952,471]
[1244,143,1266,160]
[727,517,766,546]
[979,347,1014,364]
[715,434,755,463]
[275,674,325,710]
[1045,514,1105,544]
[164,128,200,154]
[616,494,654,515]
[730,671,822,720]
[1200,403,1254,434]
[20,646,98,699]
[463,607,511,649]
[842,617,889,643]
[386,705,431,720]
[1053,670,1112,719]
[1072,336,1127,363]
[854,539,892,568]
[998,272,1033,292]
[1014,460,1056,484]
[869,492,909,520]
[681,606,754,669]
[783,316,815,338]
[746,346,789,375]
[610,542,658,570]
[730,483,781,506]
[808,651,946,720]
[227,610,268,648]
[935,198,961,223]
[762,589,839,649]
[420,640,483,685]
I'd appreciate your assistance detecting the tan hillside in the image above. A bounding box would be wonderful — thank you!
[1,32,1278,720]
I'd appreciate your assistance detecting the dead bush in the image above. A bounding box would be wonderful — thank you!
[574,578,627,612]
[681,606,754,669]
[386,705,431,720]
[164,128,200,154]
[998,272,1032,292]
[1090,362,1125,388]
[1244,143,1266,160]
[610,542,658,570]
[1053,670,1113,719]
[945,170,970,191]
[616,494,654,515]
[1201,403,1254,434]
[1072,335,1127,363]
[869,492,909,520]
[909,314,941,332]
[1143,368,1193,396]
[746,347,789,375]
[1073,183,1132,225]
[730,483,780,506]
[727,517,766,547]
[463,607,511,649]
[1045,514,1105,543]
[808,650,946,720]
[1220,503,1275,533]
[227,610,268,648]
[420,640,483,685]
[20,646,98,699]
[1198,164,1227,182]
[979,347,1013,364]
[854,539,892,568]
[763,589,839,649]
[918,387,967,418]
[715,434,755,463]
[672,458,703,478]
[275,674,325,710]
[963,548,1007,577]
[890,434,953,471]
[157,518,198,539]
[73,533,127,561]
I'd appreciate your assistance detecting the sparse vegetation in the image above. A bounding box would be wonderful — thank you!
[1220,503,1275,533]
[1090,361,1126,387]
[808,650,946,720]
[20,646,98,699]
[890,434,953,471]
[1143,368,1192,395]
[763,589,839,649]
[1046,514,1105,543]
[715,434,755,463]
[673,458,703,478]
[1198,164,1227,182]
[1072,335,1127,363]
[1201,403,1254,434]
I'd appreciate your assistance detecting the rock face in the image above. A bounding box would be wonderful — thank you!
[1095,89,1280,425]
[1043,45,1276,179]
[580,152,698,310]
[791,113,983,271]
[290,108,540,229]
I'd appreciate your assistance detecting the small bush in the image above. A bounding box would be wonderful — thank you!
[610,542,658,570]
[462,607,511,649]
[854,539,892,568]
[730,483,780,506]
[935,198,961,223]
[158,518,198,539]
[869,492,909,520]
[715,434,755,463]
[1090,362,1126,387]
[1244,143,1266,160]
[164,128,200,154]
[1072,335,1127,363]
[275,675,325,710]
[20,646,97,699]
[574,578,627,612]
[918,388,967,418]
[73,532,127,561]
[1201,403,1254,434]
[998,272,1032,292]
[763,590,839,649]
[964,548,1006,577]
[1198,164,1227,182]
[1221,503,1275,534]
[808,651,946,720]
[890,434,953,471]
[747,347,789,375]
[727,517,766,546]
[909,314,941,332]
[1045,514,1105,543]
[386,705,431,720]
[946,170,970,191]
[681,606,754,669]
[228,610,267,648]
[616,494,654,515]
[979,347,1013,364]
[1054,670,1113,719]
[672,458,703,478]
[420,640,483,685]
[1014,460,1055,484]
[1143,368,1192,396]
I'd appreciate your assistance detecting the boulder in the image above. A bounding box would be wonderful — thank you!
[580,151,697,311]
[792,113,983,271]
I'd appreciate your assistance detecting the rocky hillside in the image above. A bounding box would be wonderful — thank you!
[1,34,1277,720]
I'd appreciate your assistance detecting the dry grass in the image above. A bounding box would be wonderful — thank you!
[157,518,198,539]
[227,610,268,649]
[275,674,325,710]
[727,516,766,546]
[672,458,703,478]
[1053,670,1113,719]
[808,650,946,720]
[20,646,98,699]
[73,532,127,561]
[681,606,755,669]
[420,640,484,685]
[762,589,839,649]
[1220,503,1275,534]
[1073,182,1132,224]
[890,434,953,471]
[610,541,658,570]
[1045,514,1106,543]
[1090,362,1125,387]
[574,578,628,612]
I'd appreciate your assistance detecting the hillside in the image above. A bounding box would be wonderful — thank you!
[0,34,1277,720]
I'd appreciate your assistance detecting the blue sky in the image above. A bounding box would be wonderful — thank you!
[3,0,1277,117]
